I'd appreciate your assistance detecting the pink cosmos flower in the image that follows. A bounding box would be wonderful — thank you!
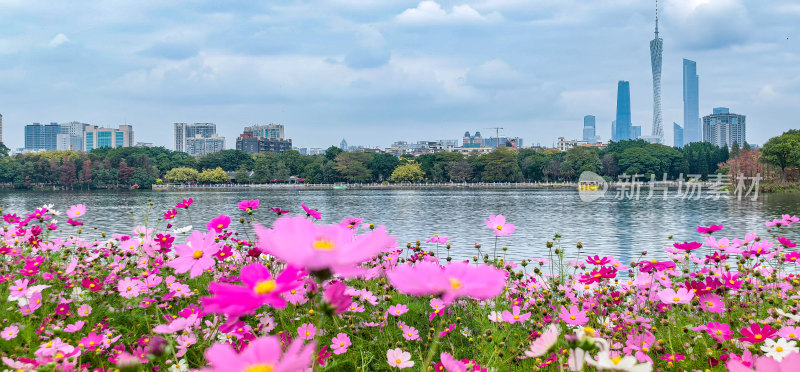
[387,261,506,305]
[387,348,414,369]
[484,214,515,236]
[331,333,351,355]
[558,305,589,326]
[502,306,531,324]
[726,352,800,371]
[439,324,456,337]
[167,230,222,278]
[699,293,726,313]
[426,235,449,244]
[340,217,364,230]
[206,214,231,233]
[270,207,289,215]
[525,324,559,358]
[657,288,695,305]
[1,326,18,341]
[202,263,303,318]
[706,322,732,342]
[440,352,469,372]
[388,304,409,316]
[199,336,315,372]
[697,224,724,234]
[739,323,778,344]
[163,209,177,220]
[238,200,260,212]
[64,321,85,333]
[402,326,420,341]
[176,198,193,209]
[66,204,86,219]
[777,237,797,248]
[117,278,145,299]
[254,216,395,275]
[153,314,199,334]
[323,281,352,314]
[298,323,316,341]
[586,255,611,265]
[301,202,321,219]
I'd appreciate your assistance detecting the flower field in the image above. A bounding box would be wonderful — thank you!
[1,198,800,371]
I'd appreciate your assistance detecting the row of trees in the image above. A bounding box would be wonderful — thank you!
[1,131,797,189]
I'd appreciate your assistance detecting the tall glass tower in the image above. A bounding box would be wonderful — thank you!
[650,0,664,144]
[615,81,632,141]
[683,59,700,144]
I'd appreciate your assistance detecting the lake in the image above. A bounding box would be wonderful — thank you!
[1,188,799,264]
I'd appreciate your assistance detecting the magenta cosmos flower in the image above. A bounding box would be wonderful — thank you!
[206,214,231,233]
[66,204,86,219]
[301,203,321,220]
[697,224,724,234]
[739,323,778,344]
[238,200,260,213]
[176,198,193,209]
[202,263,303,318]
[674,241,702,251]
[254,216,395,275]
[484,214,515,236]
[167,230,222,278]
[198,335,315,372]
[439,352,469,372]
[387,261,506,305]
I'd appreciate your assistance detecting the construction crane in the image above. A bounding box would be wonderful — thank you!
[484,127,504,148]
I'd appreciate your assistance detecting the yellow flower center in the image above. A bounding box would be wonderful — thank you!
[254,280,277,295]
[245,365,274,372]
[395,359,402,364]
[192,250,203,259]
[672,297,680,302]
[790,333,796,338]
[777,346,784,352]
[340,342,345,346]
[496,225,503,231]
[313,238,335,251]
[716,330,722,335]
[514,315,520,320]
[755,335,763,340]
[611,356,622,365]
[570,315,576,320]
[217,224,223,229]
[449,277,462,290]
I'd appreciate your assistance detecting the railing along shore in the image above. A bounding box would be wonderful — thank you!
[151,181,719,191]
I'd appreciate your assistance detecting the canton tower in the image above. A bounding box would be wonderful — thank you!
[650,0,664,143]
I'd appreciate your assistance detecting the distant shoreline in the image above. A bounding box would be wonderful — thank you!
[151,182,576,191]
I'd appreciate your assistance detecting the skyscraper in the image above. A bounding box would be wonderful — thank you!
[702,108,746,148]
[611,120,616,141]
[582,115,597,143]
[673,122,683,148]
[683,59,700,144]
[174,123,218,152]
[631,126,642,140]
[650,0,664,144]
[24,123,61,151]
[615,81,632,141]
[340,139,348,150]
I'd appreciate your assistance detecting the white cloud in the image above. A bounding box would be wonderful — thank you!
[48,33,70,47]
[396,1,503,24]
[464,59,533,90]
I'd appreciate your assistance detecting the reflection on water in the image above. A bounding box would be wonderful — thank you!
[1,189,798,262]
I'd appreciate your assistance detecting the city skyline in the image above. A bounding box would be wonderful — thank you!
[1,1,798,150]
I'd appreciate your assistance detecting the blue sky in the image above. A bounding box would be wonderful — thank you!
[0,0,798,150]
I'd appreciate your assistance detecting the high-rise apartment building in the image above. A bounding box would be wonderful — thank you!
[650,1,664,144]
[463,131,483,147]
[236,132,292,154]
[683,59,700,144]
[174,123,218,152]
[614,81,632,141]
[186,134,226,156]
[243,124,284,140]
[24,123,62,151]
[56,122,90,151]
[673,122,684,148]
[582,115,598,143]
[702,108,745,148]
[84,125,134,151]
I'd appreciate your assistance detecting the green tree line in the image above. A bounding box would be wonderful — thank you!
[5,134,799,189]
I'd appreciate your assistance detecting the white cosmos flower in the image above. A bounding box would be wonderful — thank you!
[775,308,800,322]
[172,225,193,234]
[760,338,799,362]
[586,351,652,372]
[525,324,559,358]
[488,311,502,322]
